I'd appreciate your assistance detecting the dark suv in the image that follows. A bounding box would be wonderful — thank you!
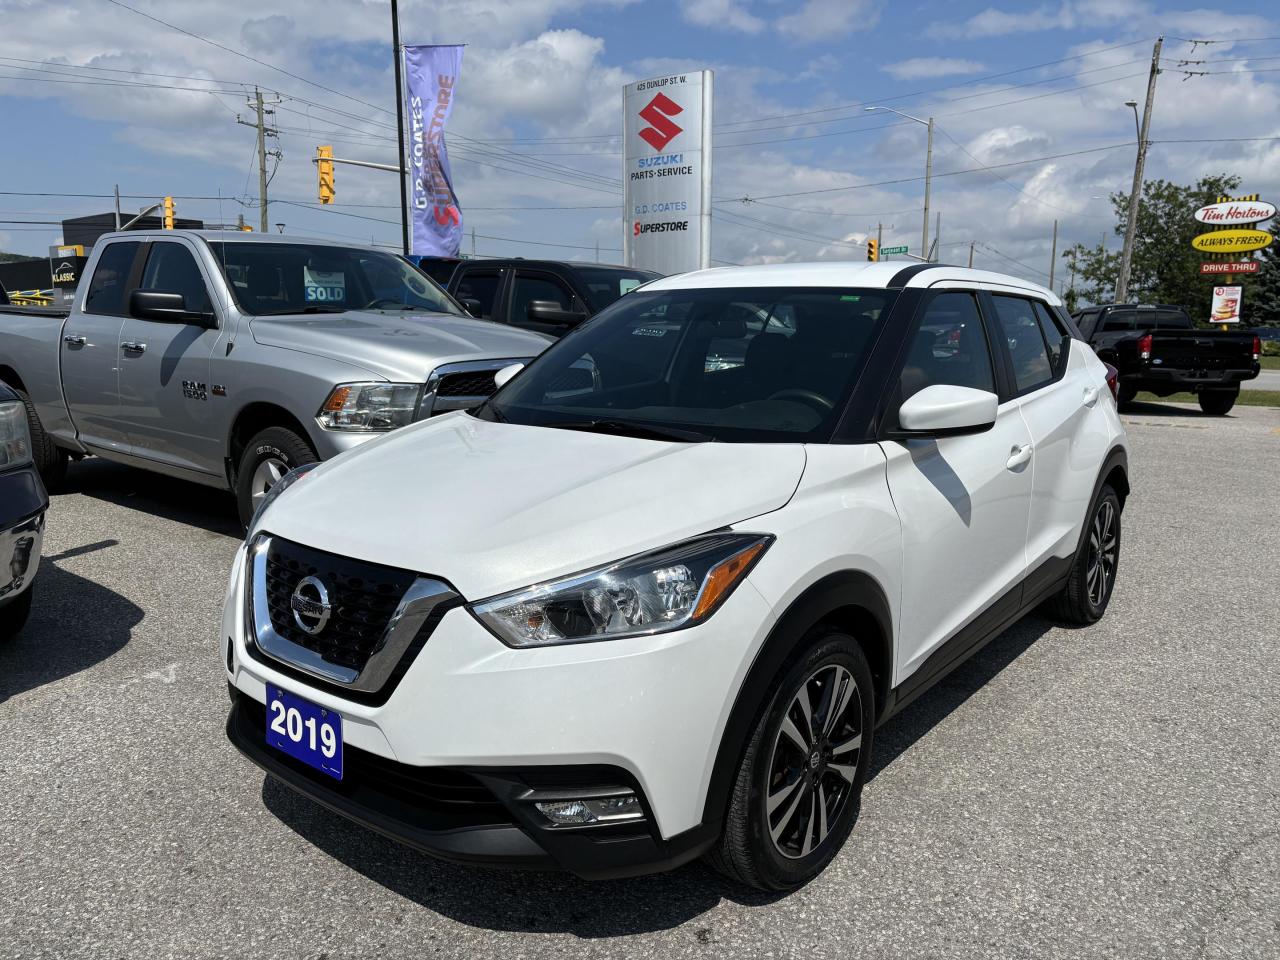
[445,259,660,337]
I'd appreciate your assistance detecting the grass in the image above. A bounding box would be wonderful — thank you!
[1260,356,1280,370]
[1134,391,1280,408]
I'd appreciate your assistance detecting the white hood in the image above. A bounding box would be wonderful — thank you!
[260,413,807,599]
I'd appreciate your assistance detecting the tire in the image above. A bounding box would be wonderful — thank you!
[1197,389,1237,416]
[708,629,875,891]
[235,426,318,530]
[1045,484,1121,626]
[0,587,34,641]
[1116,384,1137,409]
[8,386,67,490]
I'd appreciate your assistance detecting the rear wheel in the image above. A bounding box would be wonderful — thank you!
[235,426,317,529]
[8,386,67,490]
[0,587,34,641]
[1046,484,1121,626]
[1116,383,1137,409]
[1197,388,1237,416]
[708,629,874,891]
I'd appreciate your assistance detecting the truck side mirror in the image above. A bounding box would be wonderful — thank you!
[526,300,588,327]
[458,297,484,318]
[130,289,216,328]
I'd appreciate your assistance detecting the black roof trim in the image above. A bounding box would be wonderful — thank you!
[887,262,949,287]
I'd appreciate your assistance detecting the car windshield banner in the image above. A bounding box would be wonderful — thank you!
[403,44,464,257]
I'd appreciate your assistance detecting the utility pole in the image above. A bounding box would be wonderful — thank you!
[390,0,411,256]
[876,222,883,256]
[1115,36,1162,304]
[968,241,975,268]
[237,87,280,233]
[113,185,122,230]
[922,117,934,260]
[1049,219,1058,288]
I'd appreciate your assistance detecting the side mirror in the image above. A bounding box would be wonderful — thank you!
[130,289,216,327]
[458,297,484,318]
[894,384,998,437]
[526,299,587,326]
[493,363,525,390]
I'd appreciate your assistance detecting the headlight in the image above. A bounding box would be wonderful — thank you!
[248,462,318,533]
[0,401,33,470]
[470,533,772,648]
[317,382,423,431]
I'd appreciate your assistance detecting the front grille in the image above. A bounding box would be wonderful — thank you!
[264,538,416,674]
[234,692,512,827]
[435,370,497,399]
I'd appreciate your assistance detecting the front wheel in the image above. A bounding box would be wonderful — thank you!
[0,587,34,641]
[1197,388,1237,416]
[235,426,318,529]
[1046,484,1121,626]
[708,630,874,891]
[9,386,67,489]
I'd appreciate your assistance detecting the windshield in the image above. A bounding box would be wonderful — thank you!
[207,241,464,317]
[576,266,661,310]
[477,286,897,443]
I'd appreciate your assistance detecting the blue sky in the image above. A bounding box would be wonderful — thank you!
[1,0,1277,291]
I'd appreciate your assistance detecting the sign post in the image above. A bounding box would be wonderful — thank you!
[623,71,712,274]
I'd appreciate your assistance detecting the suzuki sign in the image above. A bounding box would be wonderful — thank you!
[623,71,712,275]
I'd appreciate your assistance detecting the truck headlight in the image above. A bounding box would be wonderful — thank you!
[317,382,423,431]
[0,401,33,470]
[470,533,772,648]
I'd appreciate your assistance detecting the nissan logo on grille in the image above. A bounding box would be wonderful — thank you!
[290,575,332,635]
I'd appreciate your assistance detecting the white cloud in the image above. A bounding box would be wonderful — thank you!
[683,0,764,34]
[776,0,879,42]
[882,58,987,80]
[928,0,1149,40]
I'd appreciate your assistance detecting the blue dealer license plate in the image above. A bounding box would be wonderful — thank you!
[265,686,343,780]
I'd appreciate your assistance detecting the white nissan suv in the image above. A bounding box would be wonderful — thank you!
[222,262,1128,891]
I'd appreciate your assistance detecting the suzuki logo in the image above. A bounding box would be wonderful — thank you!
[638,93,683,151]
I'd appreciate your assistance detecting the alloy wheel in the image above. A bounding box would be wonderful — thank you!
[764,663,864,860]
[1086,499,1118,608]
[249,457,288,513]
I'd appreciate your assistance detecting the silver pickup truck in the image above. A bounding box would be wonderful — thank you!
[0,231,551,525]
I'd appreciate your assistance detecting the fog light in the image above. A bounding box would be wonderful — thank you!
[535,794,644,825]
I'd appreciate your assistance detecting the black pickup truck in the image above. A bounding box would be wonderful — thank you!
[1074,303,1261,414]
[444,259,660,337]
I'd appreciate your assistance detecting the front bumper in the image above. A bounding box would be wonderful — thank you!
[221,543,775,878]
[0,467,47,605]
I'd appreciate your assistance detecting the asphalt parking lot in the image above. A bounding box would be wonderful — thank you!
[3,402,1278,960]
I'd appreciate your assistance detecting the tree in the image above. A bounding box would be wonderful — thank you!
[1060,174,1253,322]
[1253,241,1280,327]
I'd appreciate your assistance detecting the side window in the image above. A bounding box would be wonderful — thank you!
[893,292,995,411]
[1101,311,1136,332]
[138,242,212,315]
[1076,309,1100,339]
[83,241,142,316]
[992,295,1054,393]
[454,269,503,319]
[1032,301,1069,375]
[510,273,580,322]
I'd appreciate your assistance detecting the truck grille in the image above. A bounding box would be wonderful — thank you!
[263,538,417,673]
[436,370,498,399]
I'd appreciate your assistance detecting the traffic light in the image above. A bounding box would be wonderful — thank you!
[317,145,335,204]
[866,238,878,262]
[163,196,175,230]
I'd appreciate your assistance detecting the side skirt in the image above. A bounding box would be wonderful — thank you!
[879,553,1073,723]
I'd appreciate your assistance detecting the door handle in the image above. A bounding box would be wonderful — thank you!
[1082,386,1099,407]
[1006,444,1033,470]
[62,335,86,346]
[120,340,147,355]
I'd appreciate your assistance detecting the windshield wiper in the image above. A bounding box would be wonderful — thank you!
[545,419,711,443]
[257,305,348,315]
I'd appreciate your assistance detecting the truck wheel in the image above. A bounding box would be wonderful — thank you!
[1197,389,1237,416]
[236,426,318,529]
[0,588,34,641]
[10,387,67,490]
[707,628,874,891]
[1116,384,1137,409]
[1046,484,1121,626]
